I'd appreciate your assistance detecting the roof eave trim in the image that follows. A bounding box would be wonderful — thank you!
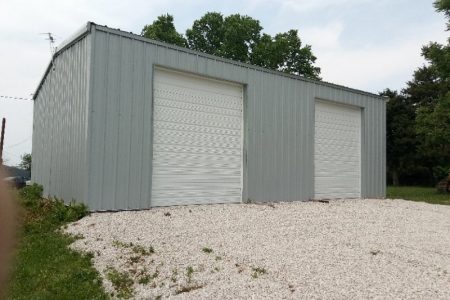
[32,22,93,100]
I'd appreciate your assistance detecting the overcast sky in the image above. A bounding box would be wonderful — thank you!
[0,0,447,166]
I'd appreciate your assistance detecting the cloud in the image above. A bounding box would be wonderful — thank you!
[306,20,448,93]
[301,21,344,49]
[279,0,372,13]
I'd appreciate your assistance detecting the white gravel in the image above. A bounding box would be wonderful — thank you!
[65,199,450,299]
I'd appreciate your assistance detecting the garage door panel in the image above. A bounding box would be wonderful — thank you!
[153,144,241,157]
[153,167,240,176]
[155,73,243,98]
[314,101,361,199]
[154,121,240,137]
[154,129,241,146]
[155,91,240,115]
[153,151,241,162]
[154,107,241,129]
[152,68,243,207]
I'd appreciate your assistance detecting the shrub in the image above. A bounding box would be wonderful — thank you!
[19,183,43,207]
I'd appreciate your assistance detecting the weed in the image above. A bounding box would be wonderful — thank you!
[72,233,85,240]
[138,274,151,285]
[214,267,220,272]
[171,269,178,282]
[202,247,213,254]
[176,284,204,294]
[105,266,134,299]
[132,244,155,256]
[251,267,267,278]
[215,256,222,261]
[370,250,381,256]
[128,256,142,264]
[186,266,194,283]
[112,240,133,248]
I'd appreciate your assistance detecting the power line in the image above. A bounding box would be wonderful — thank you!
[5,136,32,149]
[0,95,33,101]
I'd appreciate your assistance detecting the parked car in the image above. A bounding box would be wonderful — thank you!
[2,176,26,189]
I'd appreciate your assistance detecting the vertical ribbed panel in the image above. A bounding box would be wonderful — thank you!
[32,35,91,204]
[32,25,386,211]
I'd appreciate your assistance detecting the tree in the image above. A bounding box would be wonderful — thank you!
[387,0,450,185]
[142,12,321,79]
[381,89,418,185]
[141,14,187,47]
[252,30,320,77]
[434,0,450,29]
[19,153,31,171]
[186,12,224,56]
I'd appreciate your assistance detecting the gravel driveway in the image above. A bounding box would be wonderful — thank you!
[65,199,450,299]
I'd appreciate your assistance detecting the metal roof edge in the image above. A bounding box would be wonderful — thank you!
[32,22,93,100]
[92,23,385,100]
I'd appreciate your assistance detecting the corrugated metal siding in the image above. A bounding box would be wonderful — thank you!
[87,26,385,210]
[32,35,91,204]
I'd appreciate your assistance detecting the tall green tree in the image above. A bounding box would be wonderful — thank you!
[142,12,321,79]
[19,153,32,172]
[383,0,450,185]
[413,1,450,181]
[381,89,418,185]
[387,0,450,185]
[141,14,187,47]
[252,30,320,77]
[185,12,224,56]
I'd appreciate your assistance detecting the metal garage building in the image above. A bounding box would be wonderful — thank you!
[32,22,386,211]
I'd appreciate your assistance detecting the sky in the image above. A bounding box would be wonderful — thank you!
[0,0,448,166]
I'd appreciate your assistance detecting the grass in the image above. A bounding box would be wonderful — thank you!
[186,266,194,283]
[132,244,154,256]
[7,184,108,300]
[105,267,134,299]
[202,247,213,254]
[387,186,450,205]
[251,266,267,278]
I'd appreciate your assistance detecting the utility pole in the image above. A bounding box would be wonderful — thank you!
[0,118,5,166]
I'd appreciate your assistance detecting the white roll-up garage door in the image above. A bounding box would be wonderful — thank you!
[314,101,361,199]
[151,68,244,207]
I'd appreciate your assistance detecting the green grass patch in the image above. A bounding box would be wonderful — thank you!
[132,244,154,256]
[387,186,450,205]
[202,247,213,254]
[7,184,108,299]
[105,267,134,299]
[251,266,267,278]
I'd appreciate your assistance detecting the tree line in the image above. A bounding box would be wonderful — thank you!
[382,0,449,186]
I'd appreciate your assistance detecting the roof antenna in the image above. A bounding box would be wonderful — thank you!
[40,32,56,70]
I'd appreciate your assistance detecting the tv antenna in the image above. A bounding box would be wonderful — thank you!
[40,32,57,69]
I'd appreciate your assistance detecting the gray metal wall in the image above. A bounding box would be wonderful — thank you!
[32,35,91,204]
[86,24,385,210]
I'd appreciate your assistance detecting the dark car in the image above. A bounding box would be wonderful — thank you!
[2,176,26,189]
